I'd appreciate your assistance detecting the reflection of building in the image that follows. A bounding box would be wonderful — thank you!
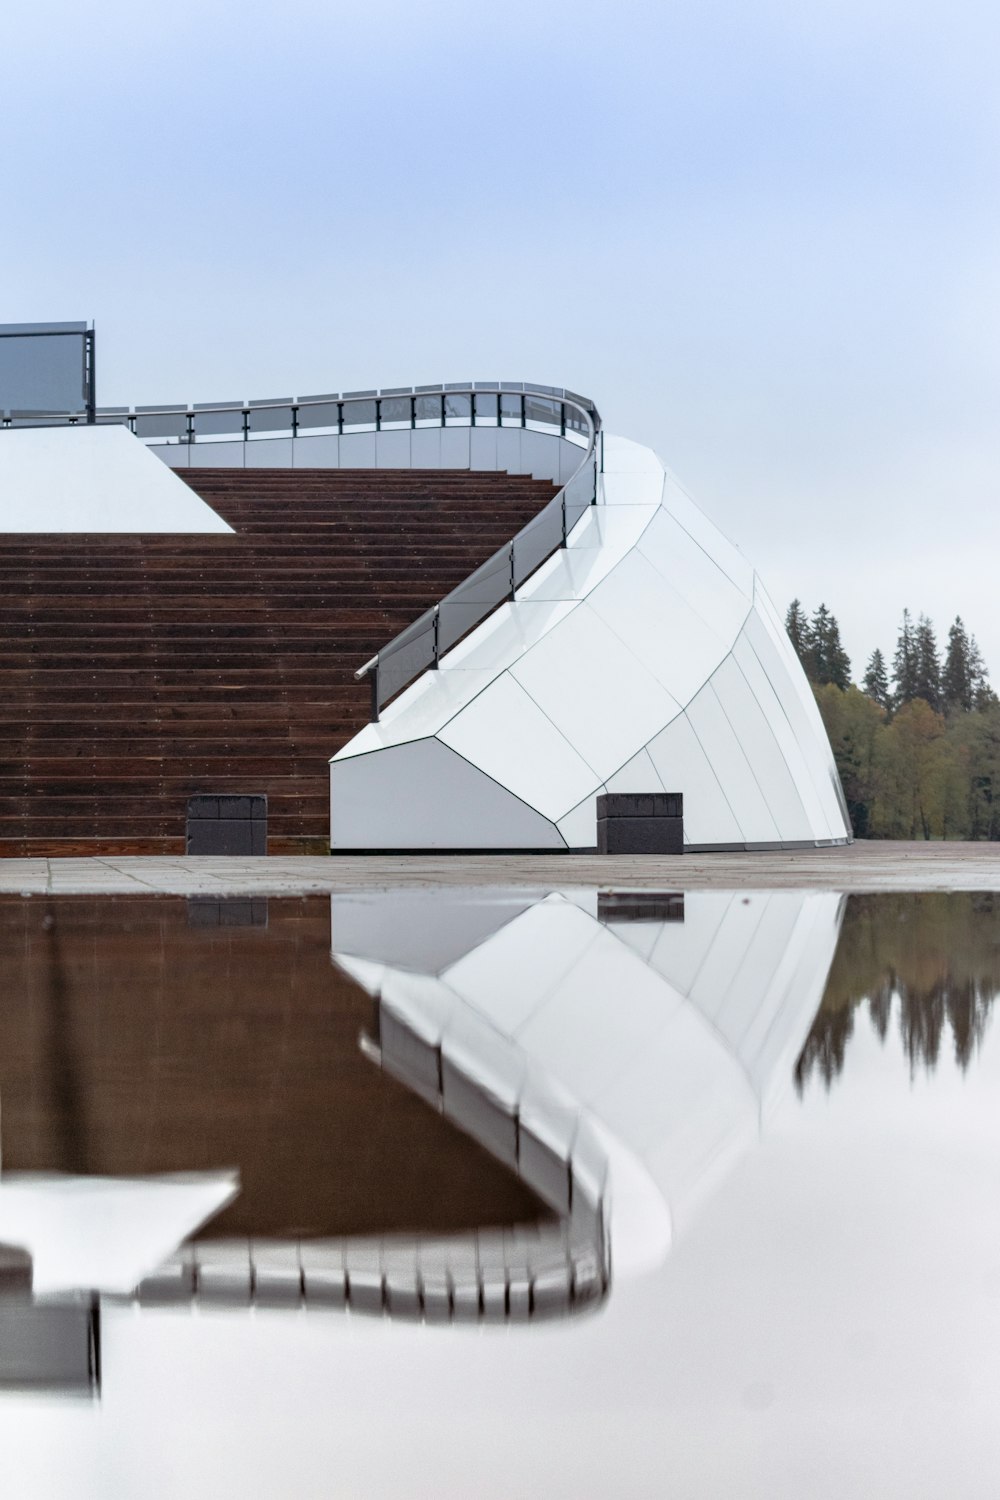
[332,887,844,1277]
[0,885,842,1388]
[1,353,849,852]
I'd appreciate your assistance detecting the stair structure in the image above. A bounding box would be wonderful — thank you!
[0,467,557,856]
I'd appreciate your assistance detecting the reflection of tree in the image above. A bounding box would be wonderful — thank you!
[795,894,1000,1090]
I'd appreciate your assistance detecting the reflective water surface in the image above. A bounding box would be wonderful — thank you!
[1,888,999,1498]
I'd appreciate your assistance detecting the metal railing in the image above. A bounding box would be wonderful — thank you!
[354,390,600,719]
[0,379,595,445]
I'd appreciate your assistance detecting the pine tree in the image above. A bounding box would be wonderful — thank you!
[863,648,891,710]
[913,614,942,712]
[970,636,998,710]
[893,609,918,707]
[943,617,974,714]
[785,600,809,670]
[807,604,851,689]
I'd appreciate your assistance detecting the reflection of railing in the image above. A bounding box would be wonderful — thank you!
[353,390,600,719]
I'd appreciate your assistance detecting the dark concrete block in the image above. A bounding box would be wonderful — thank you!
[598,892,685,923]
[597,816,683,855]
[596,792,683,820]
[187,795,220,820]
[187,794,267,855]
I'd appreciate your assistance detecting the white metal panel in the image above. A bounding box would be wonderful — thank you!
[329,736,565,848]
[661,469,755,596]
[520,428,560,482]
[468,425,498,472]
[516,927,682,1103]
[509,601,681,782]
[375,429,411,468]
[643,893,736,994]
[292,434,340,468]
[685,682,781,842]
[685,893,767,1020]
[409,427,442,468]
[601,432,663,474]
[0,425,233,533]
[341,665,500,752]
[742,606,848,837]
[516,503,659,603]
[441,599,579,674]
[605,745,666,793]
[149,444,189,468]
[439,426,471,468]
[245,437,293,467]
[188,441,244,469]
[338,432,377,468]
[645,713,747,845]
[494,428,522,474]
[707,655,813,841]
[444,896,601,1038]
[694,892,801,1038]
[440,672,599,821]
[731,628,834,839]
[556,795,600,849]
[635,508,753,642]
[601,470,665,507]
[586,547,731,708]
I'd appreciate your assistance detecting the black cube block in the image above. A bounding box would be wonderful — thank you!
[187,794,267,855]
[596,791,683,855]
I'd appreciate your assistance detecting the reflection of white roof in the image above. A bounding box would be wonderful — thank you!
[333,889,843,1275]
[0,1172,237,1295]
[331,433,851,850]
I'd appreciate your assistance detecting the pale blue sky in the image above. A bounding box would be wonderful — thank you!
[4,0,998,679]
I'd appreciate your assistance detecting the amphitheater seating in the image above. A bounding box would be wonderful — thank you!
[0,467,557,855]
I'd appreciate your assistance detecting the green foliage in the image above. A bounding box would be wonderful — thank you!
[788,598,1000,840]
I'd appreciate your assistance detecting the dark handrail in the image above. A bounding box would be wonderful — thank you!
[355,393,600,720]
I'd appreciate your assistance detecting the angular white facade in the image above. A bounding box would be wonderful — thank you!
[330,432,851,849]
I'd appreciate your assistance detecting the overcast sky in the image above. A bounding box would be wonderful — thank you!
[3,0,998,681]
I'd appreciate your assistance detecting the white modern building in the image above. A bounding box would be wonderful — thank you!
[0,326,849,853]
[328,419,851,852]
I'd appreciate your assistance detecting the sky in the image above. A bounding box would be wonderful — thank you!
[3,0,999,681]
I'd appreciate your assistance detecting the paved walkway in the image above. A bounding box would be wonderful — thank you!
[2,843,1000,895]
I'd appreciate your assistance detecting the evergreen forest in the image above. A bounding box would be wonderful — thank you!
[795,893,1000,1088]
[786,600,1000,839]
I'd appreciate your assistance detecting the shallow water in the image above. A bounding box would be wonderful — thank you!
[1,888,999,1498]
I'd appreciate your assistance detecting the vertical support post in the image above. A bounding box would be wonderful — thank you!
[85,328,96,424]
[509,540,516,600]
[370,663,380,724]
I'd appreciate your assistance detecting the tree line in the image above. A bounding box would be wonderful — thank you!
[786,599,1000,839]
[796,893,1000,1089]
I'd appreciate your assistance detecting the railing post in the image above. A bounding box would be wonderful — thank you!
[431,606,440,669]
[562,492,568,544]
[370,662,380,724]
[509,541,516,600]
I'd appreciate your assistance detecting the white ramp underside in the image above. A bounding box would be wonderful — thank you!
[0,424,232,533]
